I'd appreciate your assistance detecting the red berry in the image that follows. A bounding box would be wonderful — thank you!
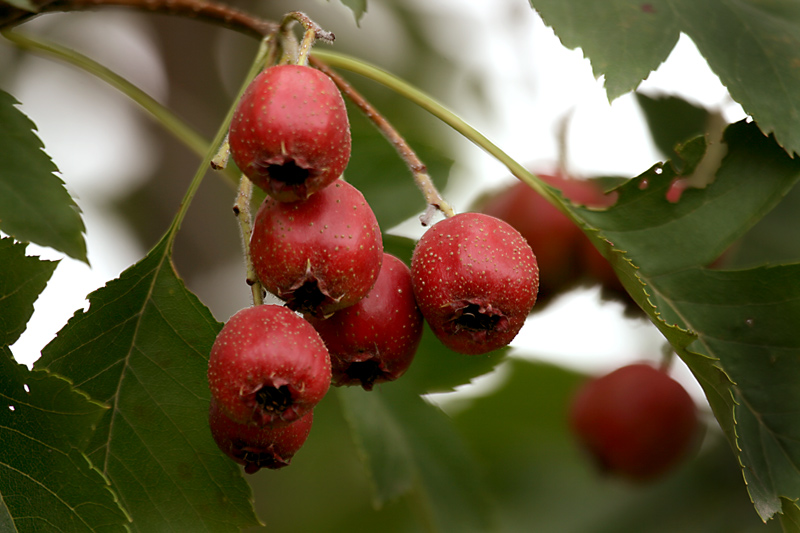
[569,363,699,482]
[308,253,423,390]
[229,64,351,202]
[411,212,539,355]
[480,173,616,302]
[209,398,313,474]
[207,305,331,427]
[250,179,383,318]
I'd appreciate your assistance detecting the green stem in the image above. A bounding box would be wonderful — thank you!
[166,35,273,246]
[0,28,240,186]
[310,49,560,206]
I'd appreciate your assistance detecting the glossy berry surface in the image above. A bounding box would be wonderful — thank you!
[309,253,423,390]
[250,179,383,318]
[209,398,313,474]
[569,363,699,482]
[229,64,351,202]
[411,212,539,355]
[207,305,331,427]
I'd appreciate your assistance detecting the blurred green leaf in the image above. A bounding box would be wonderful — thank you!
[335,0,367,24]
[338,385,495,532]
[36,235,260,532]
[0,89,87,262]
[780,500,800,533]
[635,92,710,161]
[346,105,452,232]
[0,237,57,347]
[0,348,130,532]
[402,325,507,395]
[530,0,800,155]
[565,120,800,521]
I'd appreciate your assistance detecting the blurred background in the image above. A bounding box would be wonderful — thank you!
[2,0,780,531]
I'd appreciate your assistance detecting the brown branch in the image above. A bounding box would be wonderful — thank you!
[0,0,276,36]
[310,55,455,223]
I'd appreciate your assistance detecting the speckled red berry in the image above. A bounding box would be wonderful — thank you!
[309,253,423,390]
[207,305,331,427]
[569,363,700,482]
[229,64,351,201]
[480,173,616,303]
[209,398,313,474]
[410,212,539,355]
[250,179,383,318]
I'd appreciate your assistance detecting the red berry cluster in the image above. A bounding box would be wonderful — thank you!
[206,64,542,473]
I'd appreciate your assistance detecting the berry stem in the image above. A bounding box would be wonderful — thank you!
[233,174,264,306]
[311,50,583,223]
[309,56,455,225]
[280,11,334,66]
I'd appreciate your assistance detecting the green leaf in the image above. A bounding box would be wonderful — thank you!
[530,0,800,155]
[669,0,800,155]
[0,237,58,347]
[562,120,800,521]
[652,266,800,521]
[0,347,130,532]
[338,385,495,532]
[335,0,367,24]
[780,500,800,533]
[529,0,679,100]
[36,235,260,532]
[579,121,800,276]
[635,92,711,160]
[0,89,87,262]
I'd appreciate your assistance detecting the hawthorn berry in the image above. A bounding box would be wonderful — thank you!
[480,173,616,303]
[308,253,423,390]
[569,363,700,482]
[207,305,331,427]
[209,398,314,474]
[411,212,539,355]
[250,179,383,318]
[228,64,351,202]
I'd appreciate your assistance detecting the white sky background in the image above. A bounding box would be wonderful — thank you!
[6,0,745,403]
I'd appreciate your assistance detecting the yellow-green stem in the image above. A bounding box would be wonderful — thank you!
[311,49,566,210]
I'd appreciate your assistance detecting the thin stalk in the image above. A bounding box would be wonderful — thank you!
[166,35,273,246]
[310,49,562,208]
[309,55,455,224]
[232,175,263,306]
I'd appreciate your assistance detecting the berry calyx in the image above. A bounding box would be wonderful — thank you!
[207,305,331,426]
[411,212,539,355]
[250,179,383,318]
[569,363,700,482]
[228,64,351,202]
[309,253,423,390]
[209,398,313,474]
